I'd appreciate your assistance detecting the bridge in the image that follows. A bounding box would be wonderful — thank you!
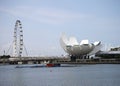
[0,56,70,64]
[1,55,120,65]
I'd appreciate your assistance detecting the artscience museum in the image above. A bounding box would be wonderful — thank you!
[60,34,102,61]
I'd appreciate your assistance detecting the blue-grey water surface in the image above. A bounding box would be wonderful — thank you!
[0,64,120,86]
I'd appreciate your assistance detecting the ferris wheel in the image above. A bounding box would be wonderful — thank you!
[13,20,23,57]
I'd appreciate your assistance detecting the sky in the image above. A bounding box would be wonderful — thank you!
[0,0,120,56]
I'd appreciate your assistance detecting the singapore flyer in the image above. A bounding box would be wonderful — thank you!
[13,20,23,57]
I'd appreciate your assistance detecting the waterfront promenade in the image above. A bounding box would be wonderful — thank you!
[0,56,120,65]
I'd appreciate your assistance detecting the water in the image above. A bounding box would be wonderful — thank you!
[0,64,120,86]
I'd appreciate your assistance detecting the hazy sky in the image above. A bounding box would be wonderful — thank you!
[0,0,120,56]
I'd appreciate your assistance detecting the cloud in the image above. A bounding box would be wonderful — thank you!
[0,6,85,24]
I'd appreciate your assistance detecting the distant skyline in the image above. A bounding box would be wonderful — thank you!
[0,0,120,56]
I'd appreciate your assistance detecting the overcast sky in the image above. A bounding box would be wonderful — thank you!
[0,0,120,56]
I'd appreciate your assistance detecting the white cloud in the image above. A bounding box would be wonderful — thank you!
[0,6,85,24]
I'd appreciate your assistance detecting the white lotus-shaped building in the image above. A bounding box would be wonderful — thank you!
[60,34,102,58]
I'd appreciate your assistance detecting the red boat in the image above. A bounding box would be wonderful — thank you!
[46,63,61,67]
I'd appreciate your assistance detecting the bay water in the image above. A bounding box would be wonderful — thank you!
[0,64,120,86]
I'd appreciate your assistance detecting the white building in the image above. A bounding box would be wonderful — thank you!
[60,33,102,61]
